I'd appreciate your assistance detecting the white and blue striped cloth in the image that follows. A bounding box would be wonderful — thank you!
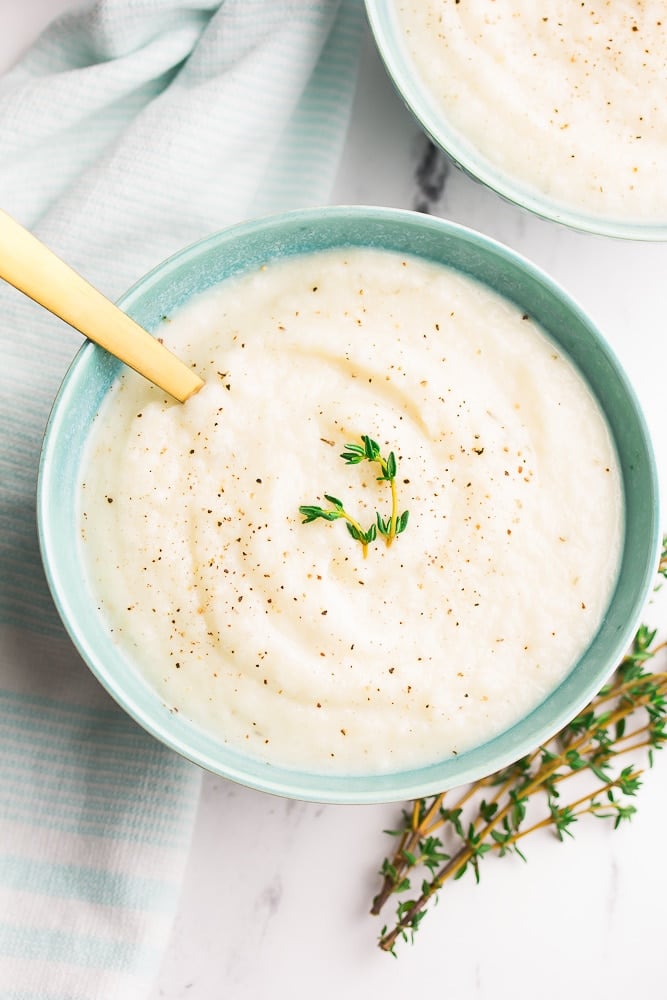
[0,1,363,994]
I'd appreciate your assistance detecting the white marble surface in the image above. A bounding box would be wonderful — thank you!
[2,3,666,998]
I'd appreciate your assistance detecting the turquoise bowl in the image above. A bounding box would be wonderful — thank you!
[38,206,660,803]
[365,2,667,241]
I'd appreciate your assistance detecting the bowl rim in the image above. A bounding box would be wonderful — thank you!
[37,204,661,803]
[364,0,667,242]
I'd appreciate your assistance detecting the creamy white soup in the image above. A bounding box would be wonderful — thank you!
[79,248,622,773]
[394,1,667,221]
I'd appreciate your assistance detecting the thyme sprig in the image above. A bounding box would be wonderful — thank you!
[299,435,409,556]
[371,539,667,955]
[299,493,378,557]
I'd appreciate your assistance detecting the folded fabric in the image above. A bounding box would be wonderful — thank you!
[0,1,363,995]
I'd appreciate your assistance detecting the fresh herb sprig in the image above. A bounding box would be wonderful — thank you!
[299,435,409,556]
[299,494,378,558]
[371,538,667,955]
[340,436,409,546]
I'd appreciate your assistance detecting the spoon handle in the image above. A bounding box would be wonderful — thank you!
[0,208,203,402]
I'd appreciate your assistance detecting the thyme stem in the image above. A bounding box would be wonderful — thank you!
[388,476,398,546]
[338,508,371,559]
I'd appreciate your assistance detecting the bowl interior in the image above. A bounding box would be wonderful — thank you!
[364,2,667,241]
[38,206,660,802]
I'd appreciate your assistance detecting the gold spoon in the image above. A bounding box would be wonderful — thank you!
[0,208,204,402]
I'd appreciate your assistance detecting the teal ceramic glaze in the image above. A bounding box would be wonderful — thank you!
[38,207,660,803]
[364,2,667,241]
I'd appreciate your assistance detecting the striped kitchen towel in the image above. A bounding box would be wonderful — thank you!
[0,1,363,996]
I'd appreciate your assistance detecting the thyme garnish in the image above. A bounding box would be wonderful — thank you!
[299,435,409,557]
[299,494,378,558]
[371,537,667,955]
